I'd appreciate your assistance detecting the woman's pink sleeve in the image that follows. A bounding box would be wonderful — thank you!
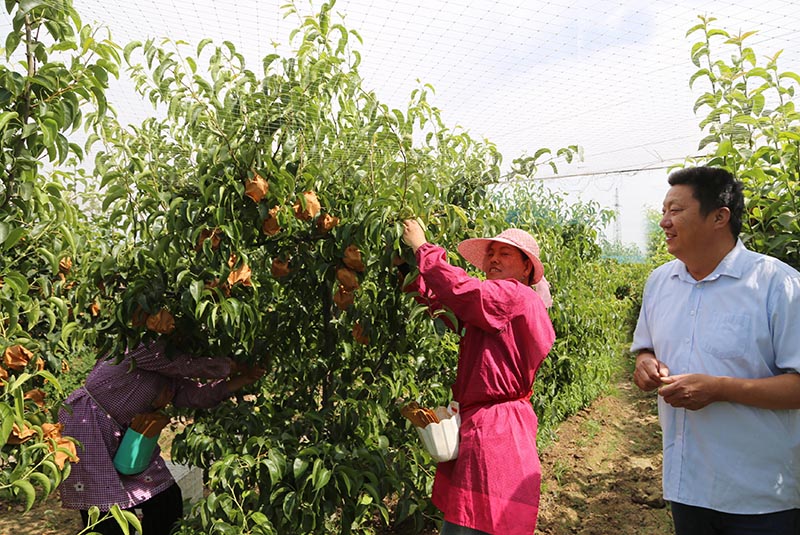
[402,247,460,332]
[415,243,523,332]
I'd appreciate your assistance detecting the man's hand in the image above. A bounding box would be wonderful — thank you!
[658,374,718,411]
[633,350,669,392]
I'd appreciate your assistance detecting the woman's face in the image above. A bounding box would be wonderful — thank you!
[483,243,532,283]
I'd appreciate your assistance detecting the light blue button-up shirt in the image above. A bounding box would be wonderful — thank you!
[632,240,800,514]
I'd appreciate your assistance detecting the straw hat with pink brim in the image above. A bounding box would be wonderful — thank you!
[457,228,545,285]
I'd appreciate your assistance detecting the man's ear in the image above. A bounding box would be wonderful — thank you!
[714,207,731,226]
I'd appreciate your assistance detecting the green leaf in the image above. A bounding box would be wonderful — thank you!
[751,93,766,116]
[0,110,18,130]
[293,457,309,480]
[2,271,29,294]
[59,222,76,252]
[738,30,759,42]
[689,69,711,89]
[778,131,800,142]
[312,464,331,492]
[47,296,69,320]
[690,41,706,57]
[282,491,298,520]
[745,67,770,81]
[18,0,45,15]
[11,480,36,512]
[189,279,204,305]
[363,482,381,503]
[777,213,797,230]
[38,117,59,149]
[60,321,80,344]
[3,226,26,250]
[90,86,107,118]
[4,28,21,57]
[86,506,102,526]
[685,22,706,37]
[8,372,33,396]
[29,471,52,497]
[250,511,269,526]
[263,54,281,71]
[59,460,71,484]
[0,402,14,445]
[35,370,63,392]
[36,247,57,272]
[265,450,284,487]
[102,184,128,211]
[122,510,142,535]
[109,504,135,535]
[779,71,800,86]
[337,470,352,496]
[732,114,759,126]
[197,38,213,57]
[533,147,551,161]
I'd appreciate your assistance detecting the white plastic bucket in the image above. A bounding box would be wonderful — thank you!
[415,401,460,462]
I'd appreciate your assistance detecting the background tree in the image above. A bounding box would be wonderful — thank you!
[0,0,122,513]
[687,15,800,268]
[643,207,670,263]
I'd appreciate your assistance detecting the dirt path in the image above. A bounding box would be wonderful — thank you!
[537,379,674,535]
[0,493,82,535]
[1,378,672,535]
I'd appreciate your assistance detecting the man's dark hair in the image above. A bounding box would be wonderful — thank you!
[667,166,744,238]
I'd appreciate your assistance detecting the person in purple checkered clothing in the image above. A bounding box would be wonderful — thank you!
[58,340,265,535]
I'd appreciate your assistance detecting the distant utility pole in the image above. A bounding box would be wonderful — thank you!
[614,185,622,243]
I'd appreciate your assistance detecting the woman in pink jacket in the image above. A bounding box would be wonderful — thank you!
[402,219,555,535]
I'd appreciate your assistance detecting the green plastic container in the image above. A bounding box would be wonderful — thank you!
[113,428,159,475]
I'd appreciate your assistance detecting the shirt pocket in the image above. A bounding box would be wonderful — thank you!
[699,313,752,359]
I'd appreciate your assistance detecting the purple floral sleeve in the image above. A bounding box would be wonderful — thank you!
[126,341,232,379]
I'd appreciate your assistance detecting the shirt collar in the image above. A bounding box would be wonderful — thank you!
[670,239,747,283]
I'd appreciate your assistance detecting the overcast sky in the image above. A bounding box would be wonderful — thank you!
[51,1,800,246]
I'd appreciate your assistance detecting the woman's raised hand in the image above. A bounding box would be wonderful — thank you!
[402,219,427,253]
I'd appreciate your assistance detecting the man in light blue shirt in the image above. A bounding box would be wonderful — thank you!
[632,166,800,534]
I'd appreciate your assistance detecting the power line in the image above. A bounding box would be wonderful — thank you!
[503,162,682,183]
